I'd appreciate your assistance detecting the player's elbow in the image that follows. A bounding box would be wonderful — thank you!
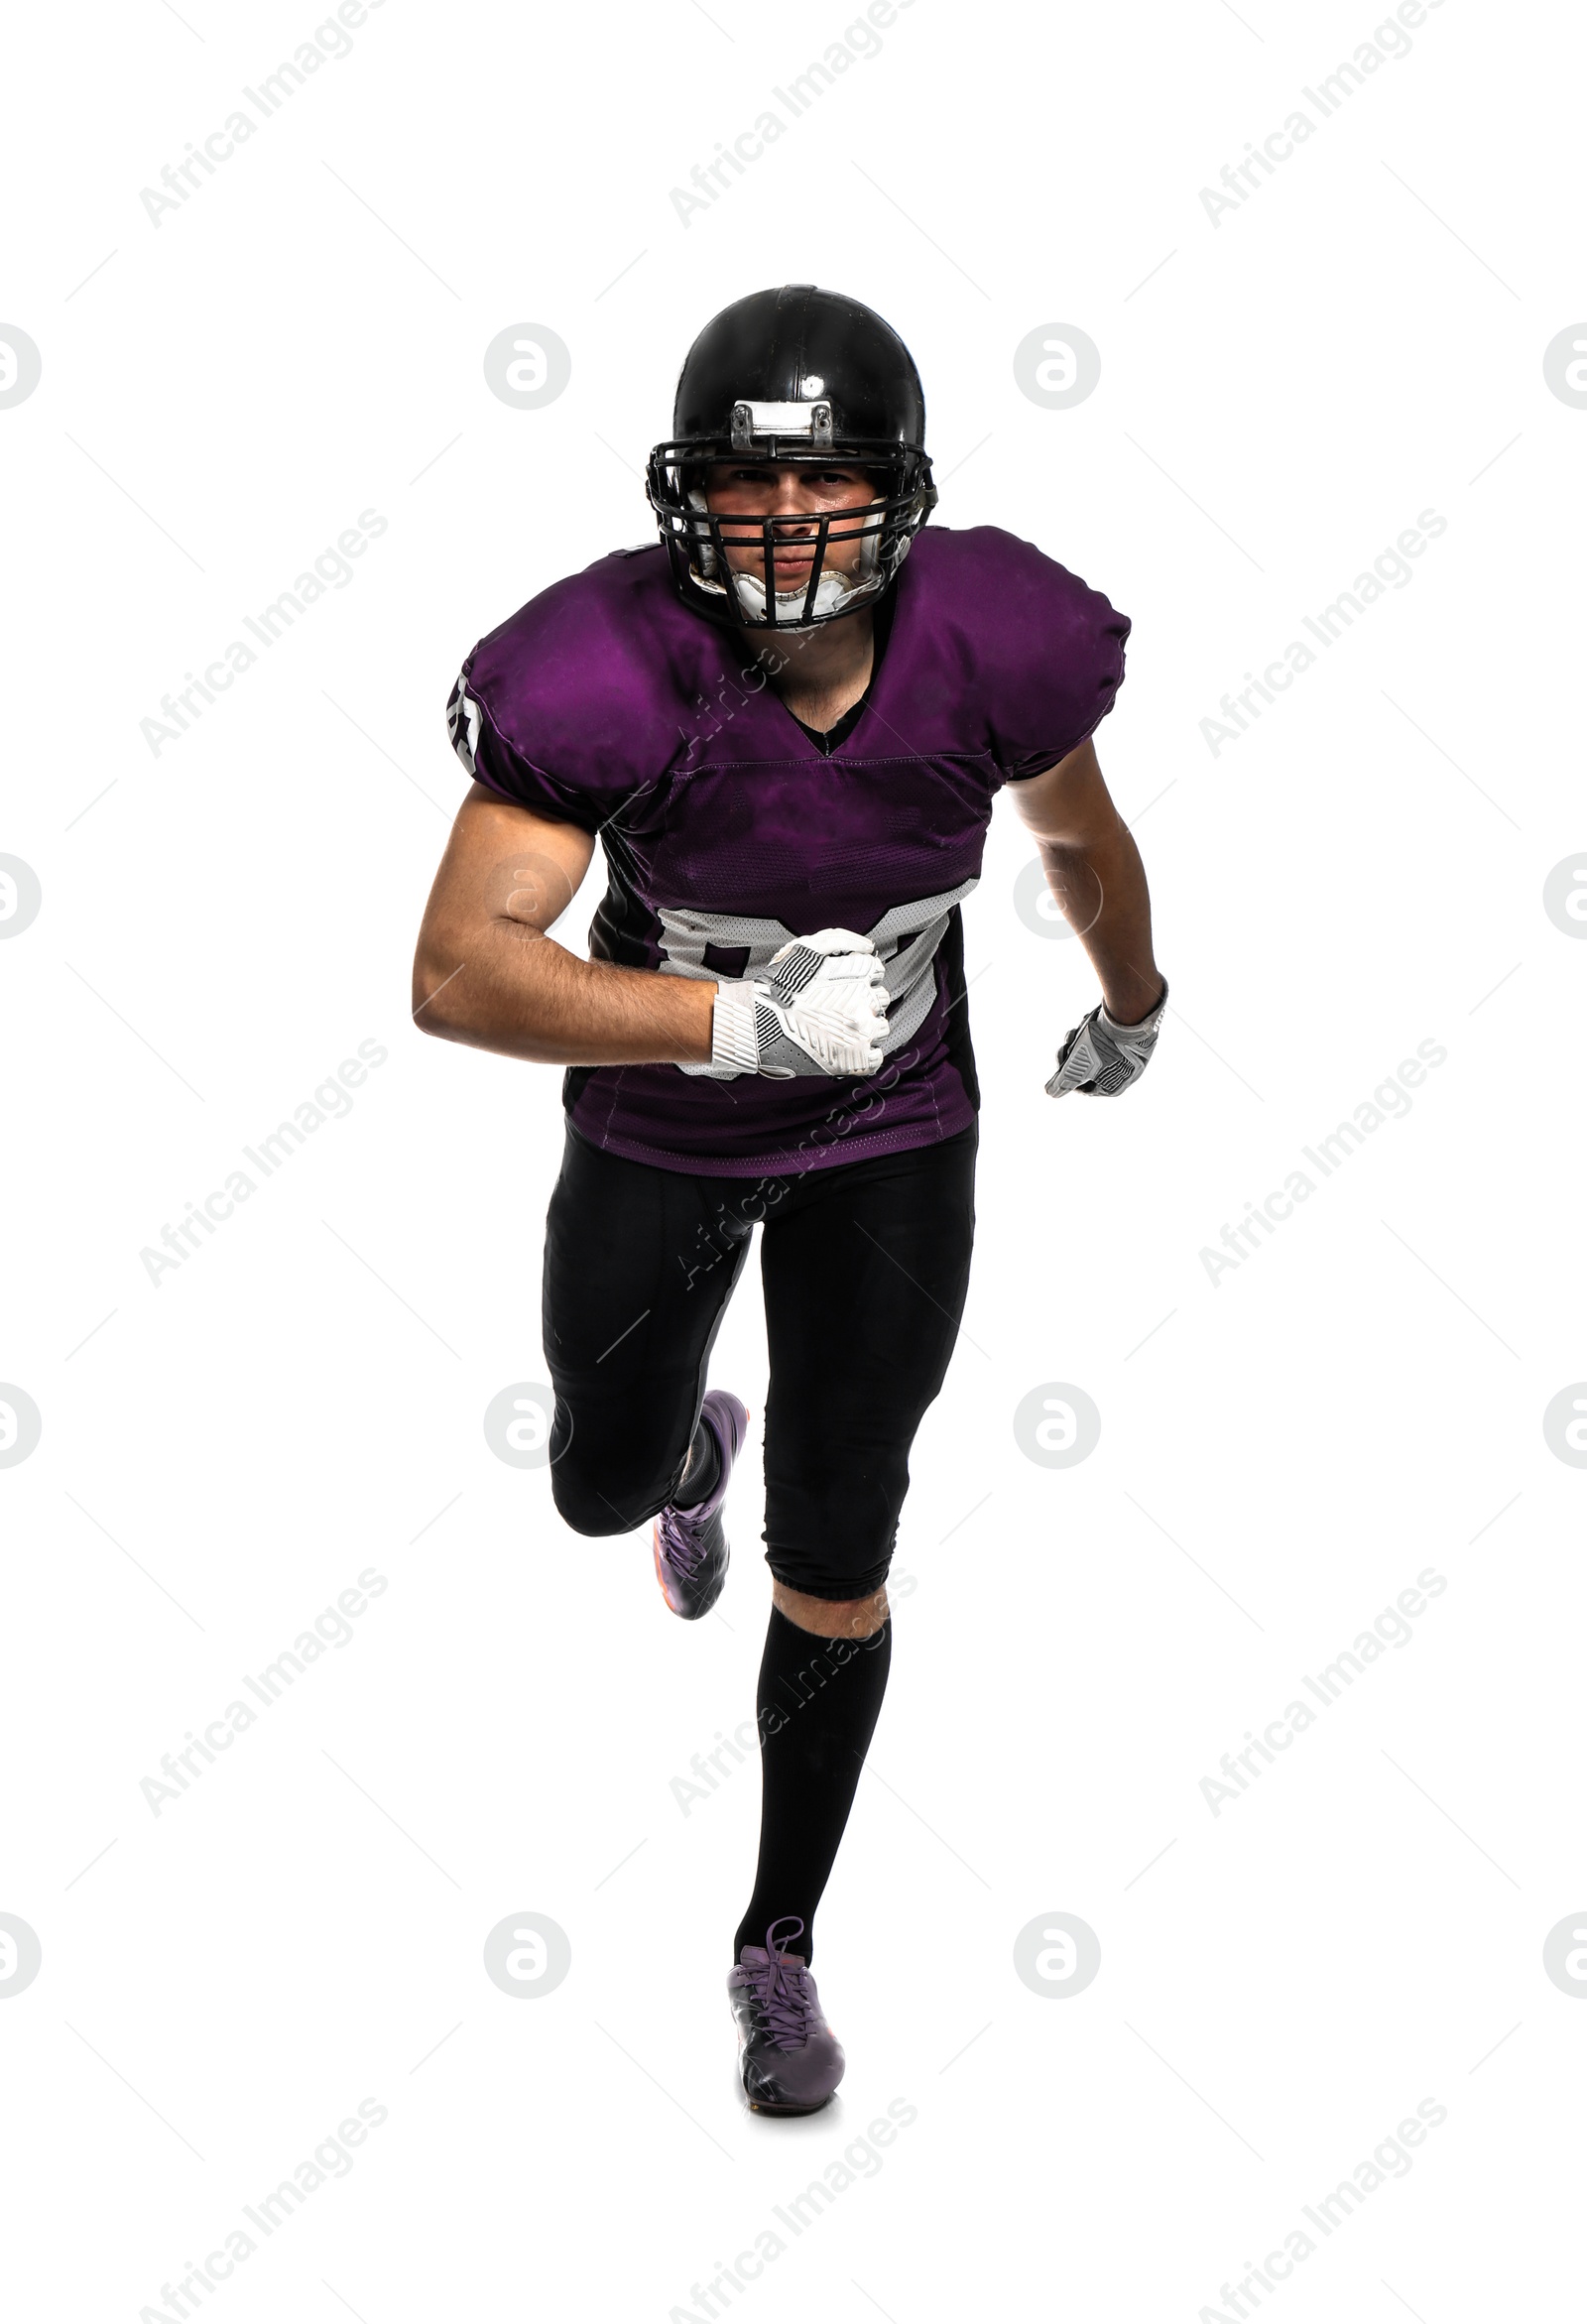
[412,937,467,1040]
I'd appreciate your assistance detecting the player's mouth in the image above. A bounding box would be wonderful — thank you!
[725,552,819,587]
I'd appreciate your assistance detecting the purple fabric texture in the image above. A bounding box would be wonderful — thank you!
[448,526,1129,1175]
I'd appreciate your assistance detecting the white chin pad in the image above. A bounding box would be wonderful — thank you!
[727,564,878,623]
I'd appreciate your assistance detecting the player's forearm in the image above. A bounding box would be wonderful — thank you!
[1037,818,1164,1026]
[413,920,716,1065]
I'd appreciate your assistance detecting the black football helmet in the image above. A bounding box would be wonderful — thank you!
[647,284,936,632]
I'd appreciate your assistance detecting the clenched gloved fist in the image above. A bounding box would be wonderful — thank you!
[1046,978,1168,1099]
[712,928,891,1079]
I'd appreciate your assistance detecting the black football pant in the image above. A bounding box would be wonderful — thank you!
[542,1120,977,1599]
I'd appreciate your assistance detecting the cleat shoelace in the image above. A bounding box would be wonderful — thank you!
[656,1501,708,1577]
[740,1917,815,2052]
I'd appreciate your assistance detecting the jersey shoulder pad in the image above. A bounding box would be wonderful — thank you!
[908,525,1130,780]
[447,548,689,828]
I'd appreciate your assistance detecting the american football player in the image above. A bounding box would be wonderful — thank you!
[414,284,1167,2113]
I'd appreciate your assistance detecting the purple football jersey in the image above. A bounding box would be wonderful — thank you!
[447,526,1129,1176]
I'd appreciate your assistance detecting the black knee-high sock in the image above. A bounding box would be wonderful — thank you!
[733,1607,892,1968]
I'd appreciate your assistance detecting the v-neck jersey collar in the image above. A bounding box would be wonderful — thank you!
[777,577,901,759]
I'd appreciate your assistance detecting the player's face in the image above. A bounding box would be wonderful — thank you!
[701,461,878,591]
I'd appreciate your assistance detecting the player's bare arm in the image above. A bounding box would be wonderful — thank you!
[1008,736,1165,1027]
[412,787,715,1065]
[414,782,887,1079]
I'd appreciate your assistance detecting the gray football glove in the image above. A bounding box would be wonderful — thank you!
[712,929,890,1079]
[1046,979,1168,1098]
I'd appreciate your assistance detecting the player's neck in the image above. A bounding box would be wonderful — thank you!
[746,608,876,734]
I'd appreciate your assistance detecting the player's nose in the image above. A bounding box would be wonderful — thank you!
[767,468,819,523]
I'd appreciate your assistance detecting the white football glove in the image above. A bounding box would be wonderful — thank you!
[712,929,890,1078]
[1046,979,1168,1098]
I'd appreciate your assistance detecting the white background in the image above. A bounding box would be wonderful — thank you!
[3,0,1584,2316]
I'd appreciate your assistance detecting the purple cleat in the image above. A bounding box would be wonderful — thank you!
[652,1390,748,1621]
[727,1917,846,2116]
